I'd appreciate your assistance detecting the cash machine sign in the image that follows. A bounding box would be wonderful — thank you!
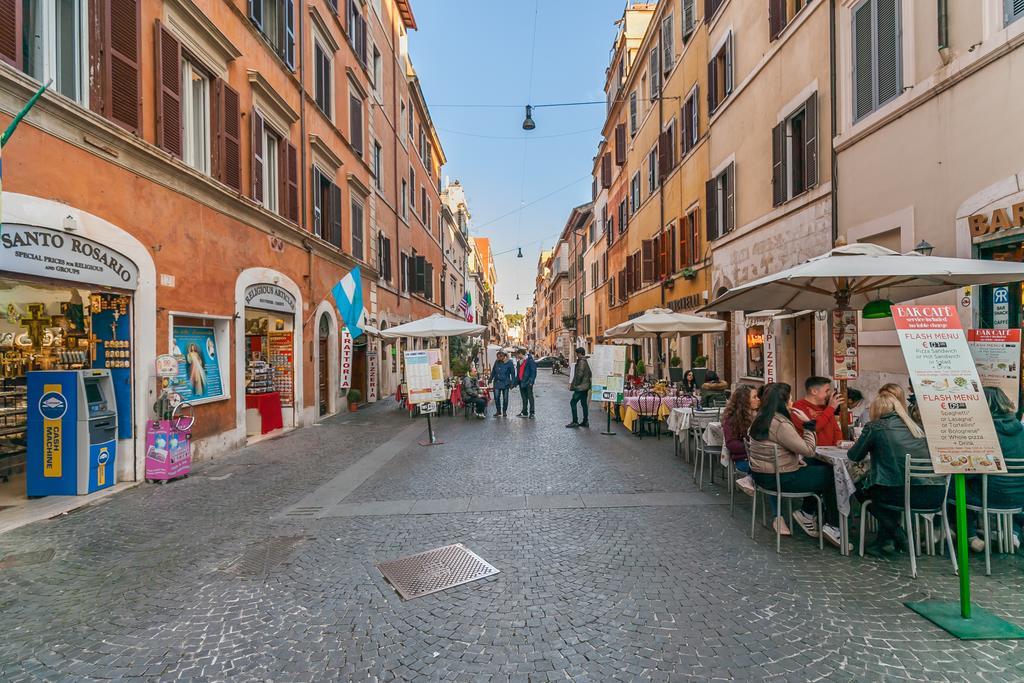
[40,386,66,478]
[39,391,67,420]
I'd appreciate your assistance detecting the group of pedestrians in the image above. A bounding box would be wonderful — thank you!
[488,348,538,418]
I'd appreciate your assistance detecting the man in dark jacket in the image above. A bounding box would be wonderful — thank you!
[490,351,516,417]
[515,348,537,418]
[567,347,592,428]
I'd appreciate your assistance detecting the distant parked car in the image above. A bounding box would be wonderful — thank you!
[535,356,555,368]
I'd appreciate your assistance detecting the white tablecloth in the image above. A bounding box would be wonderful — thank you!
[667,407,692,434]
[815,446,858,517]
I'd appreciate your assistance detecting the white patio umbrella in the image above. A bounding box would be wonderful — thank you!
[604,308,727,378]
[380,313,486,339]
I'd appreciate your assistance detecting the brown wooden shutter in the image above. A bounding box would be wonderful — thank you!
[214,79,242,192]
[329,181,342,247]
[0,0,22,68]
[641,240,654,283]
[680,214,690,265]
[614,123,626,165]
[705,177,717,241]
[771,120,785,207]
[250,110,264,201]
[769,0,786,40]
[803,92,819,190]
[658,131,670,179]
[707,57,717,114]
[154,22,182,157]
[601,153,611,188]
[103,0,142,134]
[724,163,735,233]
[285,142,299,222]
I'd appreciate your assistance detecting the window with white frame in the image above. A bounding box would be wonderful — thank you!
[629,91,638,134]
[313,32,332,119]
[351,196,365,260]
[661,13,674,73]
[649,47,661,98]
[371,44,382,98]
[681,85,700,155]
[180,59,211,174]
[409,167,416,208]
[681,0,696,41]
[705,162,735,241]
[647,145,659,194]
[708,33,734,114]
[630,171,641,214]
[399,100,407,139]
[262,125,282,213]
[401,178,408,218]
[23,0,88,105]
[772,92,818,206]
[852,0,902,121]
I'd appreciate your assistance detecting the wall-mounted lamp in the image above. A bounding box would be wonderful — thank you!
[913,239,934,256]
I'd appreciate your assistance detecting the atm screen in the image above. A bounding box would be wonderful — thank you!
[85,381,103,406]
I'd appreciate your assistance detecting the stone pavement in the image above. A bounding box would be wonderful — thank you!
[1,373,1024,681]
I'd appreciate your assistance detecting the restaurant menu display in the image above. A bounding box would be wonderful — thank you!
[590,344,627,402]
[832,310,859,380]
[967,328,1021,411]
[404,349,445,404]
[892,305,1005,474]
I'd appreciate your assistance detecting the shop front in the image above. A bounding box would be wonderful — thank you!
[0,222,141,506]
[743,309,818,391]
[241,282,298,440]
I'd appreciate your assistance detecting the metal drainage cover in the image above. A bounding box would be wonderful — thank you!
[226,536,307,577]
[377,543,499,600]
[0,549,55,569]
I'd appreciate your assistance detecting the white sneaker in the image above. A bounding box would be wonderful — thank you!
[772,516,792,536]
[736,476,755,497]
[821,524,852,552]
[792,510,820,539]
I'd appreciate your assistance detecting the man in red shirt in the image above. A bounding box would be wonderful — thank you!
[791,376,844,447]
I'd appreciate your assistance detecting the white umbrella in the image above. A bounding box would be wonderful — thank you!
[702,243,1024,312]
[604,308,727,378]
[380,314,486,339]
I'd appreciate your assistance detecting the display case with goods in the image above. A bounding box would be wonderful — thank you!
[245,359,275,395]
[0,381,27,483]
[268,332,294,406]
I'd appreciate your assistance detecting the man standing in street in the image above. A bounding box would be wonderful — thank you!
[490,350,516,417]
[566,347,592,428]
[515,348,537,418]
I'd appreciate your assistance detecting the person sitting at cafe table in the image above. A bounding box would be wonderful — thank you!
[722,384,760,502]
[955,387,1024,553]
[460,369,488,419]
[747,382,843,547]
[681,369,698,395]
[700,371,729,405]
[790,376,844,447]
[848,390,944,556]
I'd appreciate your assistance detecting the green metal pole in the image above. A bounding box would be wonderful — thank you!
[1,80,51,148]
[954,473,971,619]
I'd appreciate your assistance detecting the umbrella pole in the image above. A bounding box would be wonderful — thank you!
[835,290,851,439]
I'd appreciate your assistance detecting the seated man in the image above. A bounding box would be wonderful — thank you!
[461,370,487,418]
[791,376,844,447]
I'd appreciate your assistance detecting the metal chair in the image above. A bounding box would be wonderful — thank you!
[859,453,957,578]
[963,457,1024,576]
[747,440,823,554]
[634,391,663,440]
[695,421,723,492]
[688,408,719,470]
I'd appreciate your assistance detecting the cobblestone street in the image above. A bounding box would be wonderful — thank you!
[2,373,1024,681]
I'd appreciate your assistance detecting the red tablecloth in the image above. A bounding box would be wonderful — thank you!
[246,391,283,434]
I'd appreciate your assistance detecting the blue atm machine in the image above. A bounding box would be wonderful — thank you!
[27,370,118,497]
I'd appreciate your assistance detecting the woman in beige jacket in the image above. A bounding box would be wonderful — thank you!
[748,383,842,547]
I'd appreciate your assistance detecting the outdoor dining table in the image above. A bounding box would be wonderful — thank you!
[619,396,695,433]
[815,445,864,557]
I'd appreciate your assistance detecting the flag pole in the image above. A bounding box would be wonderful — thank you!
[1,80,51,148]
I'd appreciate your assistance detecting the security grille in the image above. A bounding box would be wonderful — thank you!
[376,544,499,600]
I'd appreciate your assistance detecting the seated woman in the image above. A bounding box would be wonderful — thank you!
[960,387,1024,552]
[460,370,488,418]
[680,369,698,395]
[848,391,943,556]
[722,383,761,507]
[700,371,729,406]
[747,383,842,547]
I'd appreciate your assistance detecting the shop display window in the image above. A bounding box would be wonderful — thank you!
[169,315,230,405]
[746,325,765,378]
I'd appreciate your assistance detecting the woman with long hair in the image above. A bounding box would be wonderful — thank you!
[849,391,942,556]
[748,383,842,546]
[681,369,697,395]
[721,384,758,469]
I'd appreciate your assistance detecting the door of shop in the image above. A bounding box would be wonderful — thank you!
[318,314,329,417]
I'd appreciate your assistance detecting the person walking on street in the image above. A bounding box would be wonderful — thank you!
[490,350,516,417]
[566,347,592,428]
[515,348,537,418]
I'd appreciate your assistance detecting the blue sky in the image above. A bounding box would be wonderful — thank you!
[408,0,624,315]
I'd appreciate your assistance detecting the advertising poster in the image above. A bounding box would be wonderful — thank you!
[892,305,1005,474]
[968,328,1021,411]
[366,350,379,403]
[590,344,627,402]
[171,326,224,402]
[404,349,445,404]
[340,329,354,389]
[832,310,858,380]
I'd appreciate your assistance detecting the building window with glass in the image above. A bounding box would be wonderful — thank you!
[180,59,211,174]
[852,0,902,121]
[746,325,765,378]
[23,0,88,105]
[313,33,332,119]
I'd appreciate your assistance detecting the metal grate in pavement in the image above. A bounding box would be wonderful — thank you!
[376,543,499,600]
[225,536,306,577]
[285,506,323,517]
[0,549,55,569]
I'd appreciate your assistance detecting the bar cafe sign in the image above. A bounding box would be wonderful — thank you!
[244,283,296,313]
[969,201,1024,237]
[0,224,139,289]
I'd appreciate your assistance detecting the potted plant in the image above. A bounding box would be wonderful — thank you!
[669,355,682,367]
[681,267,698,280]
[634,359,646,377]
[347,388,362,411]
[691,356,708,386]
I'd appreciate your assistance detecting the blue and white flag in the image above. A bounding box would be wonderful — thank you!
[331,267,366,338]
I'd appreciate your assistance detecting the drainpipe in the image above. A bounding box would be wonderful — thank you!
[298,2,310,305]
[829,0,839,249]
[937,0,952,65]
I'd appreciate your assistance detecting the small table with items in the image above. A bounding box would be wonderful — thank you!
[618,395,696,433]
[815,445,866,556]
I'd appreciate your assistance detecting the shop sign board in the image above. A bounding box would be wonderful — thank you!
[590,344,626,402]
[992,286,1010,329]
[832,310,858,380]
[420,401,437,414]
[404,349,445,404]
[763,324,777,384]
[892,305,1005,474]
[968,328,1021,411]
[244,283,296,313]
[340,329,354,389]
[366,351,378,402]
[171,326,224,402]
[0,224,139,289]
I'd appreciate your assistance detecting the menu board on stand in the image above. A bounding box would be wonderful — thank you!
[967,328,1021,411]
[404,349,446,446]
[590,344,627,436]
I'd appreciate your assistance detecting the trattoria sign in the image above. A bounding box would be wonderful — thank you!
[0,224,139,289]
[339,329,353,390]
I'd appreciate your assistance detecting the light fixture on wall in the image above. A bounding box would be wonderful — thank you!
[913,239,934,256]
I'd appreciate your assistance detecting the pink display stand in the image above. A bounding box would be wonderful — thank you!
[145,419,192,482]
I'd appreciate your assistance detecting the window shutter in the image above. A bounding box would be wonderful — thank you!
[1008,0,1024,24]
[414,255,426,293]
[250,110,264,202]
[771,121,785,207]
[601,153,612,188]
[103,0,142,134]
[876,0,901,107]
[705,177,717,241]
[312,168,323,237]
[724,163,736,233]
[658,130,670,179]
[425,262,433,301]
[248,0,263,30]
[154,21,182,157]
[641,240,654,283]
[0,0,22,68]
[707,57,717,113]
[668,224,676,274]
[617,270,625,302]
[680,213,690,265]
[658,233,668,279]
[214,80,242,192]
[634,253,642,291]
[725,33,734,95]
[693,84,700,142]
[852,0,874,120]
[803,92,819,190]
[692,208,701,263]
[329,181,342,247]
[769,0,786,40]
[704,0,714,23]
[284,0,296,69]
[350,96,364,156]
[285,142,298,222]
[662,15,674,72]
[384,237,392,281]
[614,124,626,165]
